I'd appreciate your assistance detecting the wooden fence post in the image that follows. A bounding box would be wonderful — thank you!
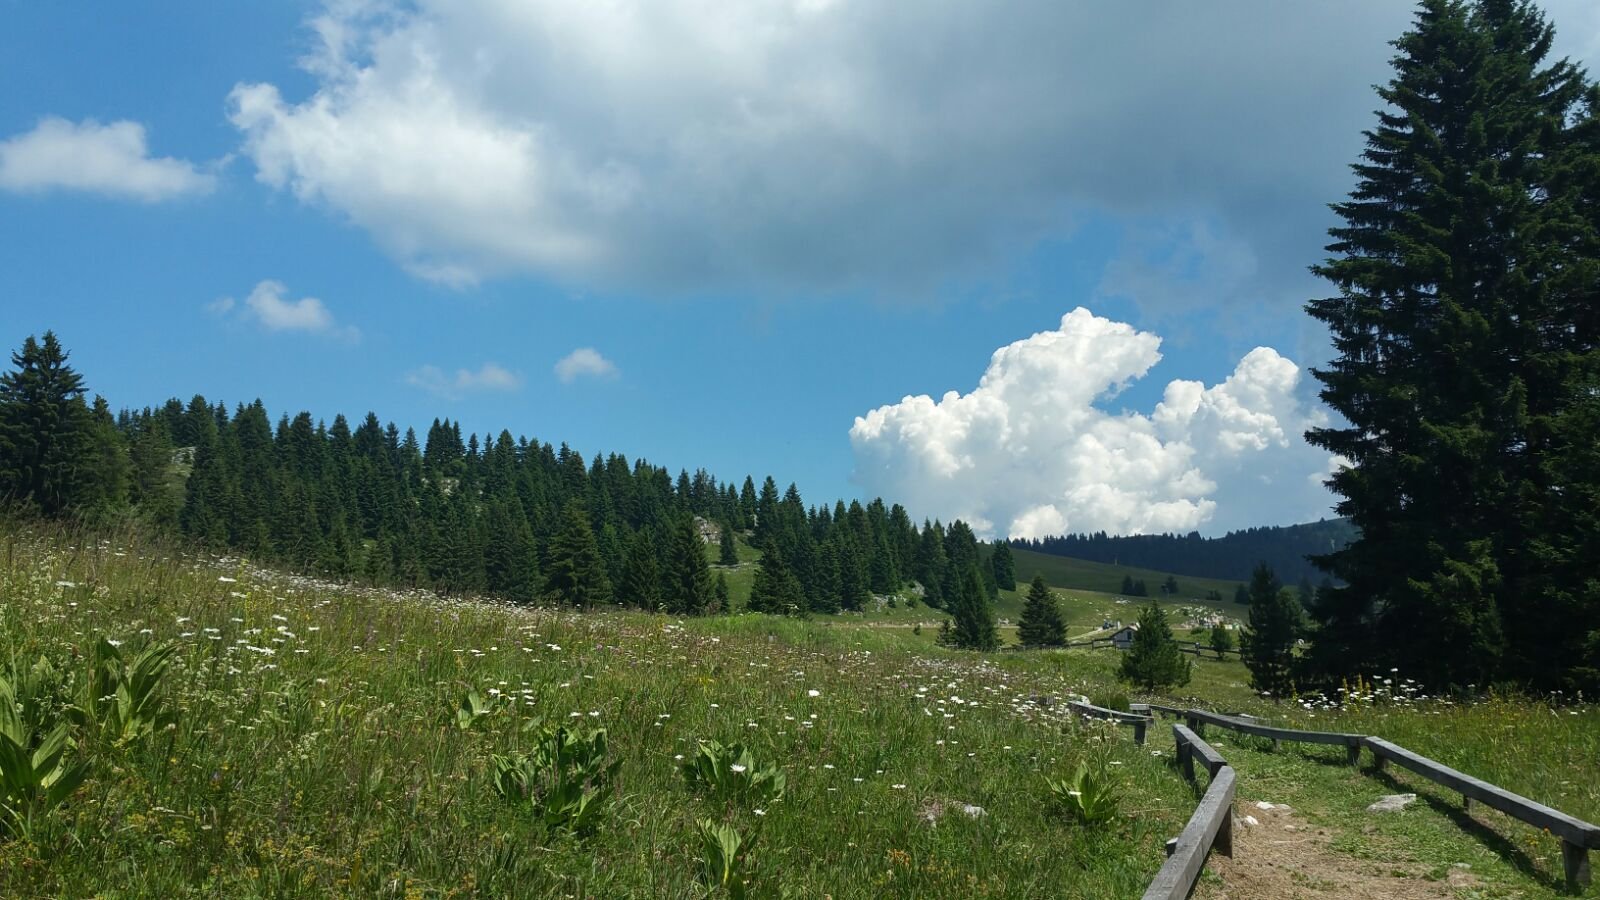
[1562,840,1591,890]
[1216,802,1234,857]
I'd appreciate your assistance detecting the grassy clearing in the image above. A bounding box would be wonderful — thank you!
[1010,547,1243,605]
[0,524,1196,898]
[1,524,1592,898]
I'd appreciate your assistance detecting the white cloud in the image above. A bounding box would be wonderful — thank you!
[0,117,214,201]
[554,348,619,384]
[209,280,359,340]
[226,1,1600,303]
[406,362,522,398]
[849,308,1337,539]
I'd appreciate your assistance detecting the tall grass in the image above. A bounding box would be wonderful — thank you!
[0,522,1192,897]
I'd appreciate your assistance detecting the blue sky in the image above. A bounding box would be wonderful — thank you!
[5,1,1599,538]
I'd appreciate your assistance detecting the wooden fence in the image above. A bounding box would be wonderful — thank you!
[1142,724,1236,900]
[1364,737,1598,888]
[1065,699,1153,745]
[1138,705,1596,890]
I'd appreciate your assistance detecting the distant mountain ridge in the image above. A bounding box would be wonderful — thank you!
[1009,518,1357,586]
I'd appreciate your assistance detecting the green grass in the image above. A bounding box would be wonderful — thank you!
[1011,546,1243,606]
[6,523,1590,897]
[0,524,1195,898]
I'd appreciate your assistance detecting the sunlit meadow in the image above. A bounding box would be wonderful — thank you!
[0,523,1196,898]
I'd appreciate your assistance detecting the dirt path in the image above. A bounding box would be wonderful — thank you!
[1195,799,1480,900]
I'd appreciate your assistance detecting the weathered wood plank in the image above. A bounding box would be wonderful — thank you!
[1066,700,1153,745]
[1173,724,1227,780]
[1142,766,1237,900]
[1184,708,1364,750]
[1363,737,1600,851]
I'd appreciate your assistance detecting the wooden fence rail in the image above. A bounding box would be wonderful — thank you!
[1066,699,1153,745]
[1364,737,1598,889]
[1181,708,1364,765]
[1138,705,1597,890]
[1143,724,1236,900]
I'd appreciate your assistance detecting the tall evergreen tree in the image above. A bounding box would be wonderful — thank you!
[620,528,661,609]
[1241,563,1303,696]
[747,546,806,616]
[545,499,613,607]
[1118,601,1190,692]
[718,523,739,566]
[0,332,94,515]
[939,566,999,651]
[1305,0,1598,690]
[1016,574,1066,648]
[989,540,1017,591]
[661,515,712,615]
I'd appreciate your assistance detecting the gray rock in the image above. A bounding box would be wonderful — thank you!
[1367,793,1417,813]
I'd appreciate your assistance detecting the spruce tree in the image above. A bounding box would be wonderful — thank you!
[1241,564,1302,696]
[942,566,999,651]
[713,572,730,613]
[0,332,94,515]
[620,528,661,609]
[747,546,805,616]
[545,499,613,607]
[718,523,738,566]
[661,516,712,615]
[1305,0,1596,690]
[990,540,1017,591]
[1119,601,1190,692]
[1016,574,1066,648]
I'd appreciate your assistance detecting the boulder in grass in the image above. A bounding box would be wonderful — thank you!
[1366,793,1416,813]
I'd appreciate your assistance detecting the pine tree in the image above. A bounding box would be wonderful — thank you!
[620,528,661,609]
[990,540,1016,591]
[545,500,613,607]
[661,515,712,615]
[713,572,730,613]
[1305,0,1596,690]
[1016,575,1066,648]
[1210,623,1235,658]
[718,523,738,566]
[1119,602,1190,691]
[1241,564,1302,696]
[0,332,94,515]
[941,566,998,651]
[747,546,806,616]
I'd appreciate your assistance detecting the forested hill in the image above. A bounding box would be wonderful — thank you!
[0,332,1017,622]
[1009,518,1357,586]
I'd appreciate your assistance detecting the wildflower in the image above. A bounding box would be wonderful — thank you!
[730,764,747,774]
[807,689,821,697]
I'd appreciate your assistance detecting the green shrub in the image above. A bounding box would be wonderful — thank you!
[1048,757,1121,826]
[491,720,619,836]
[697,818,755,899]
[0,661,90,838]
[680,739,786,810]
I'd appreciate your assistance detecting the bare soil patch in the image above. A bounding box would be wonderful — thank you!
[1196,799,1480,900]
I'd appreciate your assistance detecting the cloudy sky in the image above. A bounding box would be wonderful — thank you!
[5,0,1600,537]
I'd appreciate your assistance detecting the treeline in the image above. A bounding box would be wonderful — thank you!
[0,332,1011,627]
[1011,519,1356,586]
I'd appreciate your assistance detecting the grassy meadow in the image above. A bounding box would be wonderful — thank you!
[0,523,1594,898]
[0,524,1196,898]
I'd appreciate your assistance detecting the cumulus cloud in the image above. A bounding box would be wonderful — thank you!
[849,308,1337,539]
[0,117,214,201]
[405,362,523,398]
[209,280,360,341]
[553,348,619,384]
[225,1,1600,302]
